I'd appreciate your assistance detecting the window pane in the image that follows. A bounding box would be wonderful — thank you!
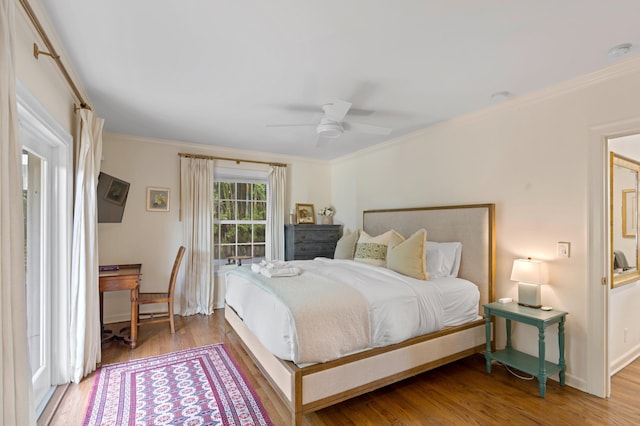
[238,245,252,257]
[253,183,266,201]
[237,224,252,243]
[220,245,235,259]
[253,201,266,220]
[237,201,251,220]
[254,244,265,259]
[23,151,44,383]
[213,182,219,200]
[220,224,236,244]
[237,183,251,201]
[254,224,265,242]
[219,182,235,199]
[220,199,235,220]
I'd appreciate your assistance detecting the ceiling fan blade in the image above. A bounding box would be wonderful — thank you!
[275,104,322,113]
[276,103,374,116]
[324,99,352,122]
[343,121,392,135]
[266,123,316,128]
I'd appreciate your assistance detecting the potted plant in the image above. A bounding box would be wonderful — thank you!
[318,206,335,224]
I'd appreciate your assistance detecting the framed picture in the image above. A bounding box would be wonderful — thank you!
[146,187,170,212]
[622,189,637,238]
[296,203,315,224]
[103,176,130,206]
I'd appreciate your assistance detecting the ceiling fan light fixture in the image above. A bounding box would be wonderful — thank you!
[608,43,632,57]
[317,118,343,138]
[490,91,512,102]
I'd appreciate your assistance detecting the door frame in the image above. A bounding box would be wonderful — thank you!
[588,116,640,398]
[16,80,73,415]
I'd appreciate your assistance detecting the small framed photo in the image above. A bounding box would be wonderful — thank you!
[296,203,315,224]
[146,187,170,212]
[103,176,130,206]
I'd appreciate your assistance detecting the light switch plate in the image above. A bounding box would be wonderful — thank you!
[558,241,570,258]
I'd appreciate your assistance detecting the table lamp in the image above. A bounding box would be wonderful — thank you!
[511,258,547,308]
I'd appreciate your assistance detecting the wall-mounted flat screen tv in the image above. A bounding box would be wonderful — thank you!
[97,172,130,223]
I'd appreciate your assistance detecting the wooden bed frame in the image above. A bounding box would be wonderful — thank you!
[225,203,495,425]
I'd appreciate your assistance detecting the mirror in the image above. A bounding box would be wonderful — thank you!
[611,153,640,288]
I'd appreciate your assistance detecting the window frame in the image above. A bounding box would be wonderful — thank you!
[213,168,268,268]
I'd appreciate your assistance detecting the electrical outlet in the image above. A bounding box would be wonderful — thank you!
[624,328,629,343]
[558,242,570,258]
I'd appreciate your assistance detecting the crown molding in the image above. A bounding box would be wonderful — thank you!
[332,56,640,166]
[104,132,330,166]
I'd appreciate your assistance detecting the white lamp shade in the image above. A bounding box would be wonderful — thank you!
[510,258,547,285]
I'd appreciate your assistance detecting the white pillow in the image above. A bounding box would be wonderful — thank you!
[334,229,360,259]
[426,241,462,278]
[354,230,404,267]
[426,248,447,278]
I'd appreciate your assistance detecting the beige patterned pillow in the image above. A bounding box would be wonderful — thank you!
[387,229,429,280]
[334,229,360,259]
[354,230,404,267]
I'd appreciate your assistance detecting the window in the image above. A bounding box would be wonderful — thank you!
[213,180,267,267]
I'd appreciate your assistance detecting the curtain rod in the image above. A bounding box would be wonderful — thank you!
[178,153,287,168]
[19,0,91,111]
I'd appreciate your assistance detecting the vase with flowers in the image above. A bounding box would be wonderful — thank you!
[318,206,335,225]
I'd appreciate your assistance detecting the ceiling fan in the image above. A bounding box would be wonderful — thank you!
[268,99,392,140]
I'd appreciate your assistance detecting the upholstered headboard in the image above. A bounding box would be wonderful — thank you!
[363,203,495,309]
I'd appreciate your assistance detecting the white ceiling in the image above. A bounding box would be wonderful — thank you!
[40,0,640,160]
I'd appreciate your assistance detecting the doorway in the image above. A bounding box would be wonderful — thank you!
[587,117,640,399]
[607,134,640,379]
[17,81,72,416]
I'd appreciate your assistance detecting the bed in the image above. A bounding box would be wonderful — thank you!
[224,203,495,425]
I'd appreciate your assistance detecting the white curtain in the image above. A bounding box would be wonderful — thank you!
[266,165,286,261]
[69,109,103,383]
[1,0,35,423]
[180,157,215,315]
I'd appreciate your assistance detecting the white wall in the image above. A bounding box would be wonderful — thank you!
[98,134,332,321]
[330,58,640,392]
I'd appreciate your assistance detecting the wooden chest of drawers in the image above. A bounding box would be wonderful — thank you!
[284,224,342,260]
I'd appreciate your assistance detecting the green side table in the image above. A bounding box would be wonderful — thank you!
[484,302,567,397]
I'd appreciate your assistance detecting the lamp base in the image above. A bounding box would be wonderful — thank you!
[518,282,541,309]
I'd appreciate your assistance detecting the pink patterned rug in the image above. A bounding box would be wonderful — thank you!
[83,344,272,425]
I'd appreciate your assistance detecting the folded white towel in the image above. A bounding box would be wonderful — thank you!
[250,260,300,277]
[261,267,301,278]
[261,260,287,269]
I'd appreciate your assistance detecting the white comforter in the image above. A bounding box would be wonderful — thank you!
[226,262,370,364]
[225,258,480,365]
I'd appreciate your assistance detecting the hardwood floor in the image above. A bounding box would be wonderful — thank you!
[45,311,640,425]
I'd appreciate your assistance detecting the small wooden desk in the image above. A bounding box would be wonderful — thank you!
[99,264,142,349]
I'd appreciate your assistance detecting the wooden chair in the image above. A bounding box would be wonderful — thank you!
[137,245,185,334]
